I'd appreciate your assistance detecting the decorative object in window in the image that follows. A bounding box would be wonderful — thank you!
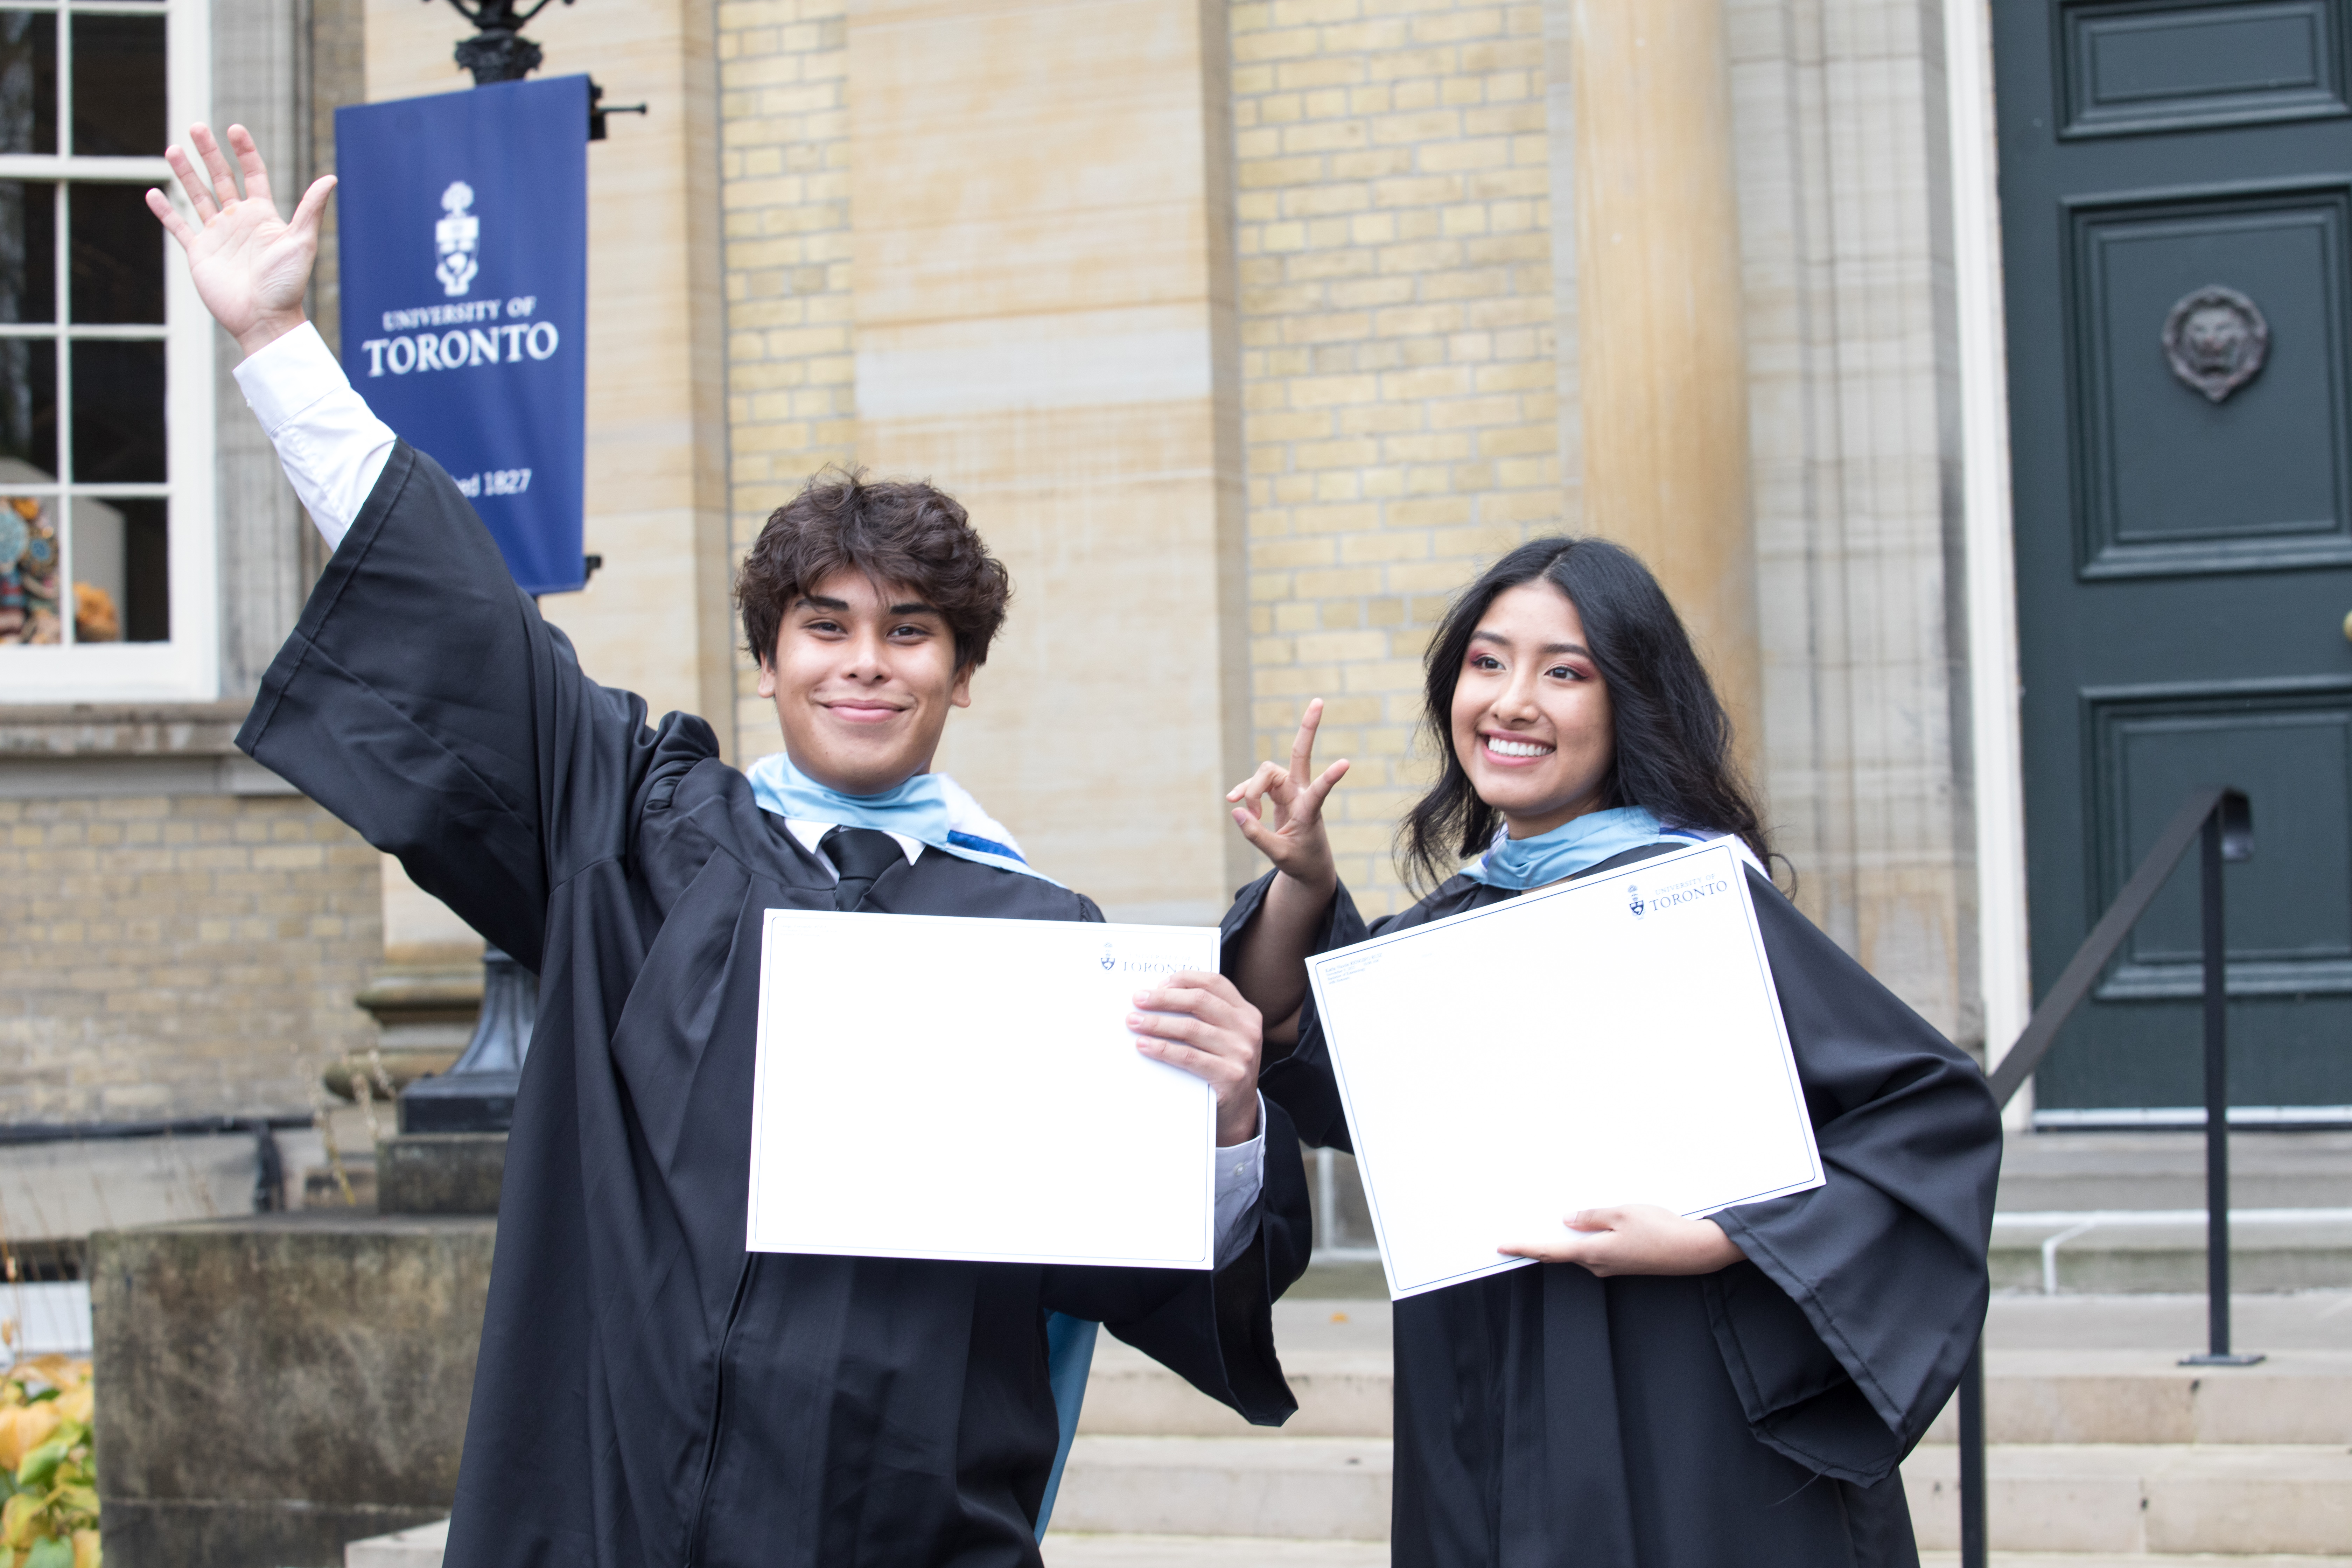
[0,492,58,642]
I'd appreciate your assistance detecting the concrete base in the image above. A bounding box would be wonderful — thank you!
[376,1134,505,1216]
[93,1211,495,1568]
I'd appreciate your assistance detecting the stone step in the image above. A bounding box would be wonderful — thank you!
[1044,1545,2352,1568]
[1080,1349,1391,1438]
[1085,1336,2352,1448]
[347,1439,2352,1565]
[1303,1135,2352,1296]
[1994,1132,2352,1214]
[1050,1437,1391,1541]
[1925,1350,2352,1446]
[1300,1223,2352,1298]
[1058,1438,2352,1555]
[1990,1211,2352,1294]
[1921,1559,2352,1568]
[1043,1535,1391,1567]
[1904,1444,2352,1557]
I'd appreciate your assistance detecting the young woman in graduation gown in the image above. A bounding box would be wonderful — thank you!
[1222,537,2003,1567]
[149,127,1311,1568]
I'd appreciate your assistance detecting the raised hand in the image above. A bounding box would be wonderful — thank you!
[1227,698,1350,898]
[145,124,336,359]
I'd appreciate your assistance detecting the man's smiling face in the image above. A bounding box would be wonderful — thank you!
[758,567,973,796]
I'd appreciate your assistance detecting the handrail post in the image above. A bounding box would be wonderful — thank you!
[2183,802,2263,1367]
[1959,1334,1987,1568]
[1963,784,2259,1547]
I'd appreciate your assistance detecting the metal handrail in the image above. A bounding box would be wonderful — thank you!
[0,1114,314,1216]
[1959,784,2254,1567]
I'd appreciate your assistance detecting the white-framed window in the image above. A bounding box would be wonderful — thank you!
[0,0,214,702]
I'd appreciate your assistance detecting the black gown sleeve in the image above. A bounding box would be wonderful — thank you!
[1035,1095,1312,1426]
[1219,869,1371,1152]
[234,443,684,967]
[1701,867,2003,1483]
[1042,1093,1314,1426]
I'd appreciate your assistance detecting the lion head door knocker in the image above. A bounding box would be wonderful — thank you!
[2162,285,2269,404]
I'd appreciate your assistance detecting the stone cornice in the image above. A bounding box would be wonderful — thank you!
[0,703,255,758]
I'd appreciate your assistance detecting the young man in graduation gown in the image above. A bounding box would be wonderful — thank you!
[148,126,1310,1567]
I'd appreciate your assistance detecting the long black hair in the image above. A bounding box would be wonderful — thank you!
[1398,536,1770,892]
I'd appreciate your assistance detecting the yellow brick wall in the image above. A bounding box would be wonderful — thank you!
[716,0,856,763]
[1230,0,1563,917]
[711,0,1570,905]
[0,796,380,1121]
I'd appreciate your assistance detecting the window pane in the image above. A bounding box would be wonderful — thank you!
[0,179,53,323]
[69,184,159,323]
[0,492,58,643]
[71,494,163,642]
[70,14,163,158]
[71,338,162,484]
[0,335,55,475]
[0,12,56,156]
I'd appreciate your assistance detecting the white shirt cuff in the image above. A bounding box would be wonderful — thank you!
[231,321,399,552]
[1212,1093,1267,1267]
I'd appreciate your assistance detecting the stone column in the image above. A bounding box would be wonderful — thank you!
[1568,0,1760,749]
[846,0,1251,921]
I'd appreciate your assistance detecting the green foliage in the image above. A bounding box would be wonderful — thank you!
[0,1356,97,1568]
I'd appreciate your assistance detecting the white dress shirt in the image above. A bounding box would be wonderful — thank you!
[233,323,1270,1267]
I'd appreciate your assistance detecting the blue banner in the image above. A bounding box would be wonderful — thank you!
[335,76,589,595]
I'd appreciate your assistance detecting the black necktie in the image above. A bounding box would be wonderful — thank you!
[821,826,902,911]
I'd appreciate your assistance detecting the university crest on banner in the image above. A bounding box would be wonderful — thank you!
[334,76,590,595]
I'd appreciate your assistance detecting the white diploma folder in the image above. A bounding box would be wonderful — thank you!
[746,909,1220,1269]
[1306,839,1823,1300]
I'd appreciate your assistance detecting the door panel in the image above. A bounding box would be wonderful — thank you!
[2000,0,2352,1112]
[2061,1,2352,138]
[2070,184,2352,572]
[2088,680,2352,991]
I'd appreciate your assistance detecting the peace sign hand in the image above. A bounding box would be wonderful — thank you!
[1227,698,1351,899]
[146,124,336,359]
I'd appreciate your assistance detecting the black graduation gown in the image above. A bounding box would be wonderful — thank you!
[238,443,1311,1568]
[1226,846,2001,1568]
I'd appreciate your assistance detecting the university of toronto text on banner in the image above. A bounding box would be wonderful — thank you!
[334,75,590,595]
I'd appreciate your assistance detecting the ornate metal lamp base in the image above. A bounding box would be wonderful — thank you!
[396,945,537,1135]
[455,27,542,84]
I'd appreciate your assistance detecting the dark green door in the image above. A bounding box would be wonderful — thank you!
[1998,0,2352,1117]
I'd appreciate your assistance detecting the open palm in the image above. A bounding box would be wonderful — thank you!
[145,124,335,355]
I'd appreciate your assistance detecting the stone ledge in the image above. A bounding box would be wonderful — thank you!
[0,752,298,798]
[0,703,254,756]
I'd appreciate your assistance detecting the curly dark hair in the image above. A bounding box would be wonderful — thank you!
[1399,536,1770,891]
[737,467,1012,671]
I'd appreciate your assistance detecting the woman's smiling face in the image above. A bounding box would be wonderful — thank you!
[1448,580,1616,840]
